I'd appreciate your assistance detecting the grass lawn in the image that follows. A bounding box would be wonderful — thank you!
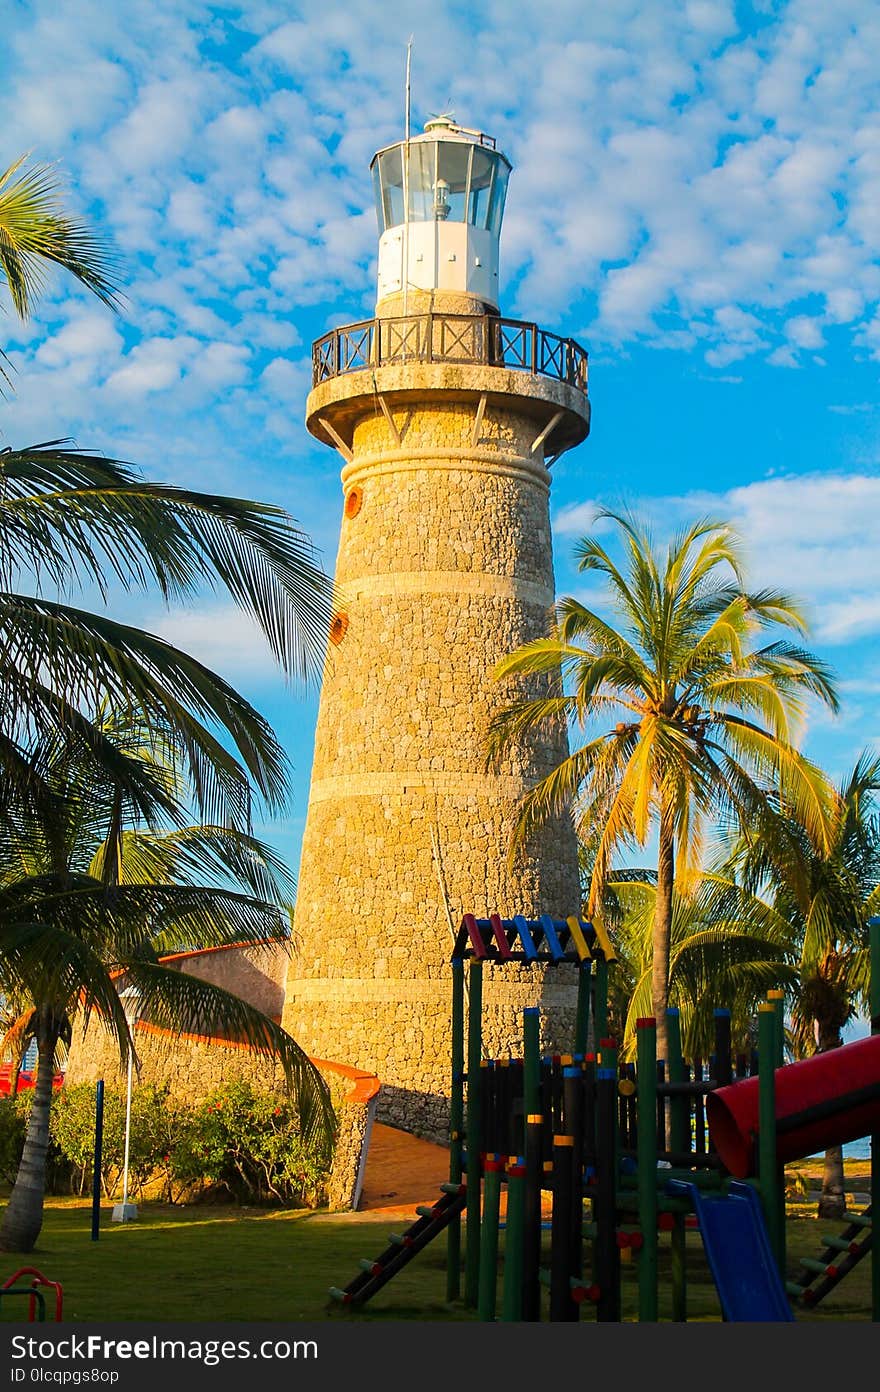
[0,1182,871,1323]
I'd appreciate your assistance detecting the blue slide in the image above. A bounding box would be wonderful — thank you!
[667,1179,795,1322]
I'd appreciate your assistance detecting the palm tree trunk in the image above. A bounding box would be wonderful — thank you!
[651,811,675,1064]
[0,1009,59,1252]
[818,1144,845,1220]
[816,1019,846,1220]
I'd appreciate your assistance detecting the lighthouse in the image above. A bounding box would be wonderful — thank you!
[282,115,590,1139]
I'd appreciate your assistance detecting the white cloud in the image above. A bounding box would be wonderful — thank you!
[633,473,880,646]
[104,336,197,397]
[766,345,799,367]
[785,314,825,349]
[34,311,123,369]
[188,342,251,390]
[148,604,279,682]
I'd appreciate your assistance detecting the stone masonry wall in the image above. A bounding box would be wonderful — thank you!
[283,364,586,1141]
[161,941,288,1020]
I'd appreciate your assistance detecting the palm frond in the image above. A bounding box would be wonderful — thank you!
[0,443,334,682]
[114,961,335,1146]
[0,158,121,317]
[2,594,291,823]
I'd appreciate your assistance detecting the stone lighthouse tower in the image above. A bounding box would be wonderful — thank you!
[282,116,590,1139]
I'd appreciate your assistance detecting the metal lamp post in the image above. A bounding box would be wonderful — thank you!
[112,986,140,1223]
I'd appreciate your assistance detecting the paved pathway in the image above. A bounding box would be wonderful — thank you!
[358,1122,448,1215]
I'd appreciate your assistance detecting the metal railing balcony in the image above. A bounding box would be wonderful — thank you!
[311,313,588,394]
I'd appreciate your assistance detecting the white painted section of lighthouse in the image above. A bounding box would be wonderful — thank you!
[371,115,511,308]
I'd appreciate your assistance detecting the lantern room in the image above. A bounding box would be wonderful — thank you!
[370,115,512,310]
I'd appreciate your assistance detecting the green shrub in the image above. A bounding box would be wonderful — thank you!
[50,1083,183,1198]
[0,1091,74,1194]
[0,1094,27,1186]
[170,1081,330,1207]
[52,1083,122,1195]
[46,1080,331,1208]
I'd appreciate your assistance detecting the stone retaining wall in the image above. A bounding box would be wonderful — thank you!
[65,1021,379,1212]
[64,941,380,1211]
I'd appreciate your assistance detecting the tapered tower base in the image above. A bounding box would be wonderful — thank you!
[283,328,589,1140]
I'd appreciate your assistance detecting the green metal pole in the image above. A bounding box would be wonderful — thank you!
[502,1159,526,1321]
[768,988,786,1067]
[447,957,465,1301]
[91,1079,104,1243]
[594,959,609,1044]
[665,1008,687,1321]
[478,1157,503,1321]
[464,960,483,1307]
[758,1002,784,1276]
[522,1005,544,1322]
[575,961,592,1057]
[523,1006,541,1150]
[636,1018,658,1322]
[869,917,880,1322]
[666,1008,687,1154]
[768,989,787,1276]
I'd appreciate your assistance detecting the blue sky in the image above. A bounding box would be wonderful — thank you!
[4,0,880,881]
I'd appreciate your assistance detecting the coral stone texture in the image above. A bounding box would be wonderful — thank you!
[283,307,590,1140]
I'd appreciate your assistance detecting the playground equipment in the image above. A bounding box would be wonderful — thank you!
[0,1268,63,1321]
[666,1179,793,1322]
[330,913,880,1321]
[789,1206,872,1307]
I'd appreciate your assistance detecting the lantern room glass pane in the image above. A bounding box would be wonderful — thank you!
[407,141,435,222]
[435,141,471,222]
[374,146,404,231]
[468,148,495,229]
[372,140,511,232]
[487,160,510,236]
[371,163,384,231]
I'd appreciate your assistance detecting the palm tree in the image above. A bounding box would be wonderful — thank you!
[1,440,333,839]
[0,156,334,835]
[0,709,335,1253]
[0,156,120,321]
[0,161,338,1252]
[488,510,838,1060]
[716,753,880,1216]
[602,870,797,1061]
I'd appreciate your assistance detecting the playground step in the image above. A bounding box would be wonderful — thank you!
[793,1214,873,1310]
[820,1234,859,1254]
[330,1185,467,1309]
[842,1211,873,1228]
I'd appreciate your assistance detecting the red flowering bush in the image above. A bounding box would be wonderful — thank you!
[168,1081,330,1207]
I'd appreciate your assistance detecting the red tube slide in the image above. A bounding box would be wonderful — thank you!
[707,1033,880,1178]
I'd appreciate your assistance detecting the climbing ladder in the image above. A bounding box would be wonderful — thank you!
[788,1205,872,1308]
[329,1183,467,1308]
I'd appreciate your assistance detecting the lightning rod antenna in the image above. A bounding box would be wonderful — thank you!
[402,38,413,321]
